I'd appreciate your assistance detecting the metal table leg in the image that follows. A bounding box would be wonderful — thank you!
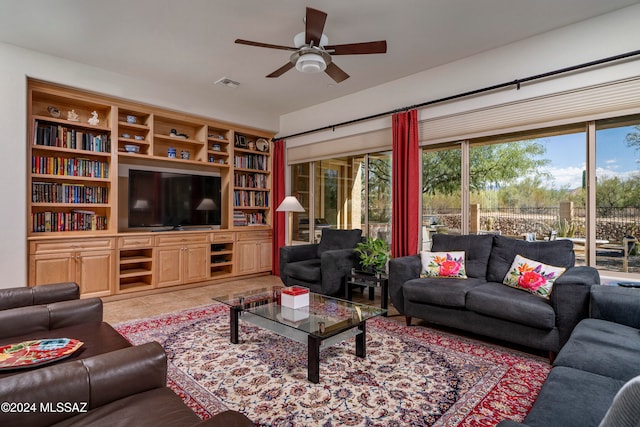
[356,323,366,358]
[308,334,321,384]
[230,306,241,344]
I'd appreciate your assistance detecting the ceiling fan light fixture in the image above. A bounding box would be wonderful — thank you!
[295,52,326,73]
[293,31,328,48]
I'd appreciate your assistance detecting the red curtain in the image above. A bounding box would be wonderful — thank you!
[271,139,286,275]
[392,110,420,258]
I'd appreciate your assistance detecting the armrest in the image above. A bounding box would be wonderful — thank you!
[590,285,640,329]
[0,342,166,427]
[320,248,359,295]
[280,244,319,264]
[83,342,166,407]
[279,244,319,279]
[0,282,79,310]
[388,255,422,315]
[0,298,103,339]
[550,266,599,348]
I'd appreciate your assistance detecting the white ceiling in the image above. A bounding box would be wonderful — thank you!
[1,0,639,118]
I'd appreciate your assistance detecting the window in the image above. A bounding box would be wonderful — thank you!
[364,151,392,244]
[289,151,391,243]
[422,144,462,246]
[594,115,640,272]
[469,128,586,249]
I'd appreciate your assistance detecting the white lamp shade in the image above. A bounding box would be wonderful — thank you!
[295,52,327,73]
[276,196,305,212]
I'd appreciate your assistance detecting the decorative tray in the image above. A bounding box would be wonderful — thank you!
[0,338,83,370]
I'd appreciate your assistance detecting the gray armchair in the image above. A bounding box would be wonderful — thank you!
[279,228,362,296]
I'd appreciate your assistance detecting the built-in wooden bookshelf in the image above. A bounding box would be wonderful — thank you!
[232,133,271,228]
[29,85,114,235]
[27,79,275,298]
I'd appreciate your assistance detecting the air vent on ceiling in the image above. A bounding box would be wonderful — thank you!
[214,77,240,88]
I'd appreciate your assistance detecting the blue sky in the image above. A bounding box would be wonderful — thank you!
[536,125,640,189]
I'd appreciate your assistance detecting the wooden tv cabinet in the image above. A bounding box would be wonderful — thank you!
[26,80,274,298]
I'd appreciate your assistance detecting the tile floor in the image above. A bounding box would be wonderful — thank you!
[103,275,399,324]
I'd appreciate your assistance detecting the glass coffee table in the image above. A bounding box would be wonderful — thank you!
[212,288,386,383]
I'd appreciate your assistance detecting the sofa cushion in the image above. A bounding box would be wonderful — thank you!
[420,251,467,278]
[431,234,494,278]
[403,277,486,308]
[553,318,640,382]
[466,282,556,330]
[53,387,201,427]
[502,254,566,299]
[317,228,362,258]
[523,366,624,427]
[486,235,574,283]
[285,259,322,282]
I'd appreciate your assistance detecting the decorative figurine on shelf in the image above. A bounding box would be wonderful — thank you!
[67,109,80,122]
[169,128,189,139]
[88,111,99,126]
[47,106,60,118]
[248,140,256,151]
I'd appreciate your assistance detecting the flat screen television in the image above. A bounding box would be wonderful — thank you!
[128,169,221,229]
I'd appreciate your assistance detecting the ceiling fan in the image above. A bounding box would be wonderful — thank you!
[235,7,387,83]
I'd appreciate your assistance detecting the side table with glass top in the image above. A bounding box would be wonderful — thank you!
[345,268,389,316]
[212,288,386,383]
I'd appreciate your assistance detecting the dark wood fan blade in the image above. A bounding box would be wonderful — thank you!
[305,7,327,46]
[266,62,295,78]
[325,62,349,83]
[235,39,297,51]
[324,41,387,55]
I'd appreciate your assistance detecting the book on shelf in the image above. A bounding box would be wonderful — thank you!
[31,182,108,204]
[31,155,109,178]
[33,120,111,153]
[233,211,248,227]
[32,210,107,233]
[233,154,267,170]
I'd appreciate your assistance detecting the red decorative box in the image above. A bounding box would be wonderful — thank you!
[281,286,310,308]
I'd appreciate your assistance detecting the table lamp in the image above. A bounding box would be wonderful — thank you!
[276,196,305,246]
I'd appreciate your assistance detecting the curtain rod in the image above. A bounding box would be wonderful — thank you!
[275,48,640,141]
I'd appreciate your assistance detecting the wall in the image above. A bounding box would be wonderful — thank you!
[279,4,640,148]
[0,42,277,288]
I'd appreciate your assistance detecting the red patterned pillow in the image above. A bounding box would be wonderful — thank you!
[420,251,467,278]
[502,254,566,299]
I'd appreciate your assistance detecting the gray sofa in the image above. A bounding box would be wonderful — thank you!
[389,234,600,355]
[498,285,640,427]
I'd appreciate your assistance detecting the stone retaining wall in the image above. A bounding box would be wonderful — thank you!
[435,214,637,242]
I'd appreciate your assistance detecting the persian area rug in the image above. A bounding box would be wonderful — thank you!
[115,304,549,427]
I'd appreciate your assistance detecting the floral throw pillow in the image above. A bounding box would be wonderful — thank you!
[420,251,467,279]
[502,254,566,299]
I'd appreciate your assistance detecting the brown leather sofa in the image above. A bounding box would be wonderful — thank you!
[0,281,80,310]
[0,283,131,379]
[0,342,253,426]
